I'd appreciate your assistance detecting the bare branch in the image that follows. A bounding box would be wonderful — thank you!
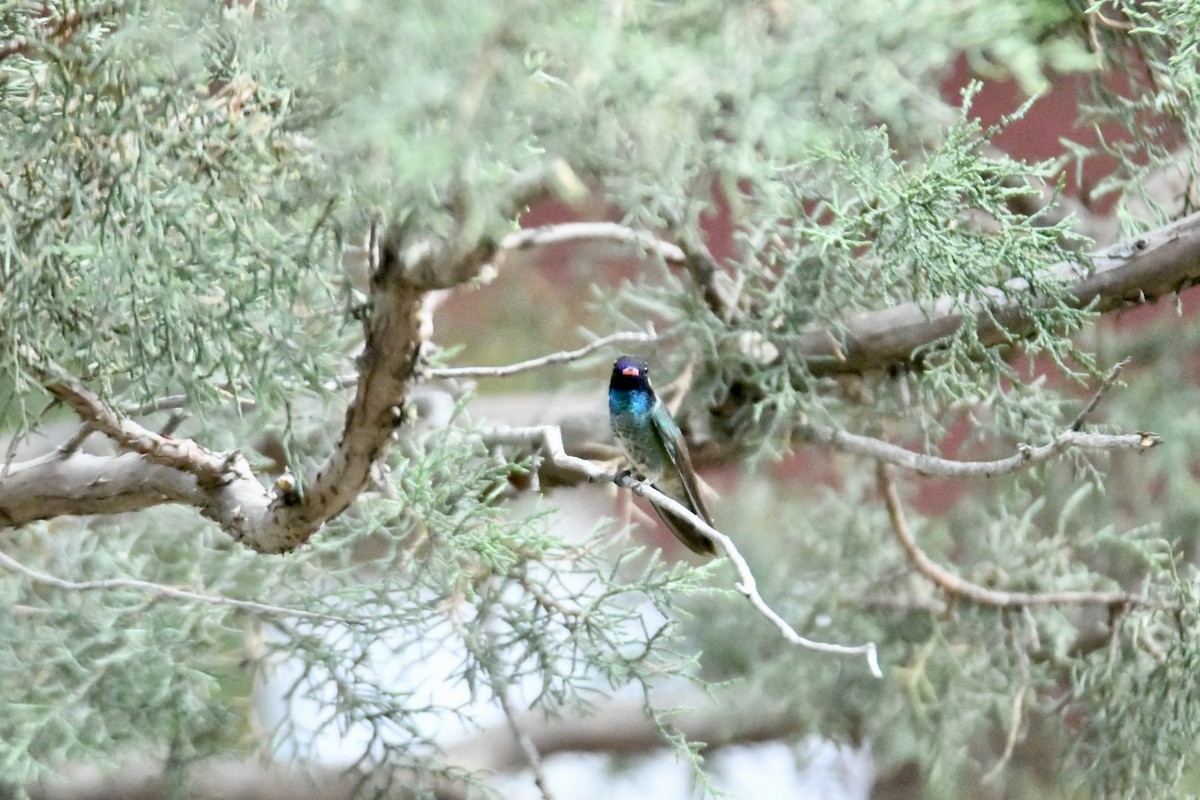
[18,347,233,486]
[802,423,1160,479]
[1070,357,1129,431]
[125,391,257,417]
[496,690,555,800]
[56,424,94,458]
[982,616,1032,783]
[875,462,1153,610]
[480,425,882,677]
[0,452,204,526]
[0,547,347,623]
[494,216,740,324]
[429,330,657,379]
[676,229,743,323]
[499,222,686,264]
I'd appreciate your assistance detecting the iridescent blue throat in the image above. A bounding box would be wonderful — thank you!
[608,386,653,417]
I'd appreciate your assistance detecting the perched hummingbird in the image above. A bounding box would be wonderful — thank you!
[608,355,717,556]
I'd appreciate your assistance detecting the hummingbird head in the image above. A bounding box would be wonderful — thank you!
[610,355,652,394]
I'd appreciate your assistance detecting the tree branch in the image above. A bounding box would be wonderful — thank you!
[0,451,202,526]
[801,424,1160,479]
[19,347,236,486]
[4,224,450,550]
[797,209,1200,375]
[481,425,882,677]
[875,462,1155,610]
[429,330,657,379]
[499,221,686,263]
[495,688,554,800]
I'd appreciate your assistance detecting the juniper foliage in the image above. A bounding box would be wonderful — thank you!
[2,2,1200,799]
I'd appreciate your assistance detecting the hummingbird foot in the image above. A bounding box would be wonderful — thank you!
[614,468,648,493]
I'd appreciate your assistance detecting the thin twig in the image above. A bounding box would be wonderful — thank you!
[983,614,1032,783]
[0,548,348,623]
[499,222,686,264]
[803,423,1160,479]
[875,462,1152,610]
[57,423,95,457]
[1070,358,1130,431]
[982,675,1027,782]
[1,424,22,481]
[480,425,883,677]
[125,390,256,417]
[515,569,582,619]
[429,331,658,379]
[158,411,186,438]
[496,689,555,800]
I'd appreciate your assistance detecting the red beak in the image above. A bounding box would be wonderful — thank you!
[621,367,641,377]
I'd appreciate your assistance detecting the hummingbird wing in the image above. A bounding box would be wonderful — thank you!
[649,402,717,556]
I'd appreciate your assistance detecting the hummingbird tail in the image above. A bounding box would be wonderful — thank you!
[650,501,718,556]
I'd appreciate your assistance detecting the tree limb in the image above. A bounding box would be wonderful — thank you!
[0,451,202,526]
[797,209,1200,375]
[801,424,1160,479]
[19,348,236,486]
[481,425,882,676]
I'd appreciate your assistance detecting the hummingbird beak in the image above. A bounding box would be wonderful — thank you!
[621,367,641,377]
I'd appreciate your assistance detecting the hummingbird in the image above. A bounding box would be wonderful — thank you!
[608,355,717,556]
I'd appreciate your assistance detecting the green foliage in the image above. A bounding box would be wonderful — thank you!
[0,1,343,424]
[0,423,708,792]
[1077,0,1200,227]
[2,1,1200,799]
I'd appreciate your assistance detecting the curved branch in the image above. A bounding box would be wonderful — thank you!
[875,462,1157,610]
[7,228,465,551]
[499,221,686,263]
